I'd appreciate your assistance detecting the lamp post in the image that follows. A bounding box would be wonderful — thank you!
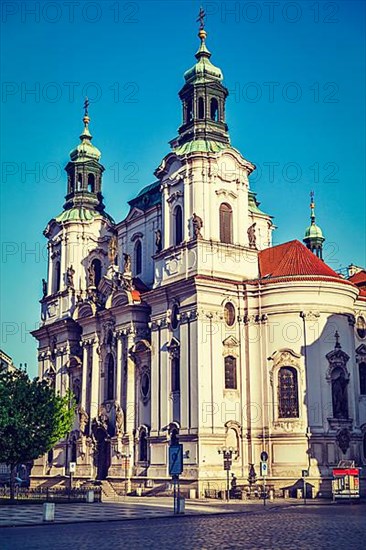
[218,447,236,501]
[122,452,131,497]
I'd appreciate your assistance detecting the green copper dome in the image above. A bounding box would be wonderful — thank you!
[70,114,101,162]
[304,223,324,239]
[184,29,223,84]
[55,206,114,224]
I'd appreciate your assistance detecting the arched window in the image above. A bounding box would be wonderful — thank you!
[171,303,180,330]
[135,240,142,275]
[91,258,102,287]
[224,356,237,389]
[278,367,299,418]
[187,99,193,122]
[77,173,83,191]
[210,98,219,121]
[106,354,115,401]
[198,97,205,119]
[87,173,95,193]
[219,203,233,244]
[331,367,348,419]
[171,356,180,392]
[174,205,183,246]
[139,430,148,462]
[360,363,366,395]
[54,261,61,293]
[357,316,366,339]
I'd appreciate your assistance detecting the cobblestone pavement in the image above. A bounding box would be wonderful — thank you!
[0,504,365,550]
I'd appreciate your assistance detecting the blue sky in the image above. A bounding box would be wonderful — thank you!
[1,0,365,377]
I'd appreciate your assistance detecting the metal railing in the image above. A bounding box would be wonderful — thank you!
[0,486,102,502]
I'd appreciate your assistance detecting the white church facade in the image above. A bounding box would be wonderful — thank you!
[32,23,366,497]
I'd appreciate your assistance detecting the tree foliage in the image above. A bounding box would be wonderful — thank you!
[0,368,75,467]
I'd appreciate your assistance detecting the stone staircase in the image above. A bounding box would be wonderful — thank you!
[100,480,119,501]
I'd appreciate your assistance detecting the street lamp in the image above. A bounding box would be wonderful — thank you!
[121,452,131,496]
[218,447,237,501]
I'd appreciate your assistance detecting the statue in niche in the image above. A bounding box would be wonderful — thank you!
[192,213,203,240]
[115,404,124,437]
[155,229,162,253]
[66,266,75,288]
[247,223,257,249]
[87,263,96,287]
[108,235,118,265]
[42,278,47,297]
[332,369,349,419]
[123,253,131,274]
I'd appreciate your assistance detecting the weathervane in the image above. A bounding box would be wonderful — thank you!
[197,6,206,30]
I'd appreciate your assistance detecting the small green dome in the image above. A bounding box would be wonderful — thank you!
[305,222,324,240]
[184,30,223,84]
[70,115,101,162]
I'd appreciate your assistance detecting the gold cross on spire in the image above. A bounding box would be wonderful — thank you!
[197,6,205,30]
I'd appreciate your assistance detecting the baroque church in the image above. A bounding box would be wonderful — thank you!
[32,21,366,497]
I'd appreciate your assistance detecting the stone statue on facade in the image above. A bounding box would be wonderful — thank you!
[123,253,131,274]
[115,404,124,437]
[247,223,257,249]
[155,229,162,253]
[66,265,75,288]
[78,406,89,434]
[87,263,96,287]
[42,278,47,297]
[108,235,118,265]
[192,213,203,240]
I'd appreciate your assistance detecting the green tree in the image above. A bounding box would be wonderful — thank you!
[0,367,75,500]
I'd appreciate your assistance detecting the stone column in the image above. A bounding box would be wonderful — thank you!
[125,333,136,436]
[116,333,123,405]
[90,340,100,421]
[81,341,88,411]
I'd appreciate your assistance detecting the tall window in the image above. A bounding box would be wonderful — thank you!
[210,98,219,121]
[54,261,61,293]
[278,367,299,418]
[219,203,233,244]
[331,367,348,419]
[171,356,180,392]
[77,173,83,191]
[87,173,95,192]
[360,363,366,395]
[106,354,115,401]
[139,429,148,461]
[198,97,205,119]
[224,356,237,389]
[174,205,183,246]
[91,258,102,287]
[135,240,142,275]
[187,99,193,122]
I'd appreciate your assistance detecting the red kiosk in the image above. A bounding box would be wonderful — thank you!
[332,460,360,500]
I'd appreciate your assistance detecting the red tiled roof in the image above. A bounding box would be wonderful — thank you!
[349,270,366,286]
[258,240,342,279]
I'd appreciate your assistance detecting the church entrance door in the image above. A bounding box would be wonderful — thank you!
[94,427,111,480]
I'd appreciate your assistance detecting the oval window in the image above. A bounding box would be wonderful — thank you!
[224,302,236,326]
[141,372,150,398]
[357,316,366,339]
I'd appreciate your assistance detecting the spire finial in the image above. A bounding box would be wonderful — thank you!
[83,97,90,126]
[197,6,207,41]
[334,330,341,349]
[310,190,316,224]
